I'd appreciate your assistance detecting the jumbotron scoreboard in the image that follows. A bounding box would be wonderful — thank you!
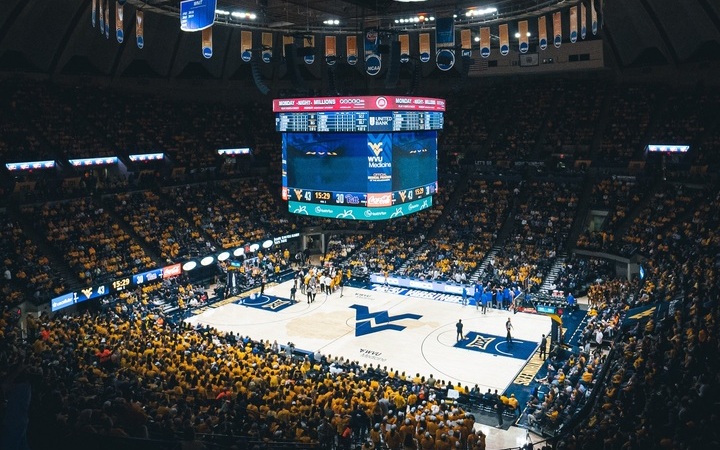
[274,96,445,221]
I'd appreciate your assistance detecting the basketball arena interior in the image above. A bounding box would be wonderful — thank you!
[1,1,719,449]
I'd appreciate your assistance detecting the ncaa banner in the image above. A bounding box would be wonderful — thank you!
[538,16,548,50]
[304,35,315,64]
[241,30,253,62]
[518,20,529,53]
[460,29,472,58]
[202,27,212,59]
[366,133,392,195]
[569,6,578,43]
[104,0,110,39]
[115,1,124,44]
[499,24,509,56]
[399,34,410,63]
[347,35,358,65]
[364,30,381,75]
[419,33,431,63]
[325,35,337,65]
[435,17,455,71]
[591,0,598,35]
[136,10,144,49]
[553,11,562,48]
[99,0,105,35]
[480,27,491,58]
[92,0,97,27]
[581,3,587,39]
[262,33,272,63]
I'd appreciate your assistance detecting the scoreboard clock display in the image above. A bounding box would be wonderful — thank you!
[275,96,444,221]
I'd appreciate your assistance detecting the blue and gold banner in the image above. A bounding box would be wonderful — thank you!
[366,133,392,194]
[419,33,431,63]
[347,35,358,65]
[435,17,455,70]
[581,3,587,39]
[115,1,124,44]
[262,33,272,63]
[518,20,529,53]
[480,27,491,58]
[591,0,598,35]
[569,6,578,43]
[538,16,548,50]
[499,23,509,56]
[92,0,97,28]
[136,10,144,49]
[325,35,336,65]
[460,29,472,58]
[553,11,562,48]
[304,35,315,65]
[202,26,212,59]
[365,29,381,75]
[399,34,410,62]
[241,30,253,62]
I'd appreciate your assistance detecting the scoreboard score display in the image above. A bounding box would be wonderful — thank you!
[274,96,444,221]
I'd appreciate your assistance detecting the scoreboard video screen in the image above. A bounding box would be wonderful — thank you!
[274,96,444,221]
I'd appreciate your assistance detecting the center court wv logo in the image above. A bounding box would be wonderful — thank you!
[350,304,422,337]
[368,142,384,157]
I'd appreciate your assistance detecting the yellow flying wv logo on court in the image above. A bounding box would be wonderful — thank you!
[368,142,384,157]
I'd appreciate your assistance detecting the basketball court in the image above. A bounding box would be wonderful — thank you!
[185,280,552,395]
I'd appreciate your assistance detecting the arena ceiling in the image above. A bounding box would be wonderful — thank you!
[0,0,718,81]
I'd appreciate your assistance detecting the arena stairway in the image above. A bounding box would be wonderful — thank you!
[537,253,568,294]
[468,246,500,284]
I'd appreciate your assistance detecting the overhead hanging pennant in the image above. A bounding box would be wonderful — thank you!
[364,29,381,75]
[480,27,491,58]
[304,35,315,65]
[202,26,212,59]
[346,35,358,65]
[569,6,578,43]
[241,31,253,62]
[136,10,144,49]
[115,1,124,44]
[553,11,562,48]
[92,0,97,28]
[104,0,110,39]
[262,33,272,63]
[518,20,529,54]
[99,0,105,35]
[325,35,336,65]
[498,24,509,56]
[435,17,455,70]
[538,16,548,50]
[591,0,598,35]
[399,34,410,63]
[460,29,472,58]
[581,3,587,39]
[419,33,431,63]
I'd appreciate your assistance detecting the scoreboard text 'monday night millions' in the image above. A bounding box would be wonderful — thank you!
[275,96,445,221]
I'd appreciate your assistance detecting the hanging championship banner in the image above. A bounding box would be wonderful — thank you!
[581,3,587,39]
[518,20,529,53]
[538,16,548,50]
[591,0,598,35]
[364,30,381,75]
[262,33,272,63]
[460,29,472,58]
[569,6,578,43]
[304,35,315,64]
[325,35,336,65]
[283,35,294,57]
[104,0,110,39]
[399,34,410,63]
[499,24,509,56]
[99,0,105,35]
[480,27,491,58]
[347,35,358,65]
[202,26,212,59]
[116,1,124,43]
[435,17,455,70]
[553,11,562,48]
[241,31,253,62]
[92,0,97,28]
[419,33,431,62]
[136,10,144,49]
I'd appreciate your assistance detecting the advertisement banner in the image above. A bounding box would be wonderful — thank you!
[364,29,381,75]
[115,1,124,43]
[288,196,432,221]
[369,272,466,295]
[162,263,182,279]
[272,96,446,112]
[133,268,163,286]
[180,0,216,32]
[591,0,598,35]
[399,34,410,63]
[499,23,509,56]
[304,35,315,64]
[325,35,336,65]
[346,35,358,65]
[581,3,587,39]
[241,30,253,62]
[366,133,393,194]
[460,29,472,58]
[136,10,144,49]
[262,32,272,63]
[202,26,212,58]
[569,6,578,43]
[435,17,455,48]
[553,11,562,48]
[518,20,529,53]
[479,27,491,58]
[538,16,548,50]
[419,33,430,62]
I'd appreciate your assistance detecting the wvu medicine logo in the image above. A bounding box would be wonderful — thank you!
[350,304,422,336]
[368,141,384,158]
